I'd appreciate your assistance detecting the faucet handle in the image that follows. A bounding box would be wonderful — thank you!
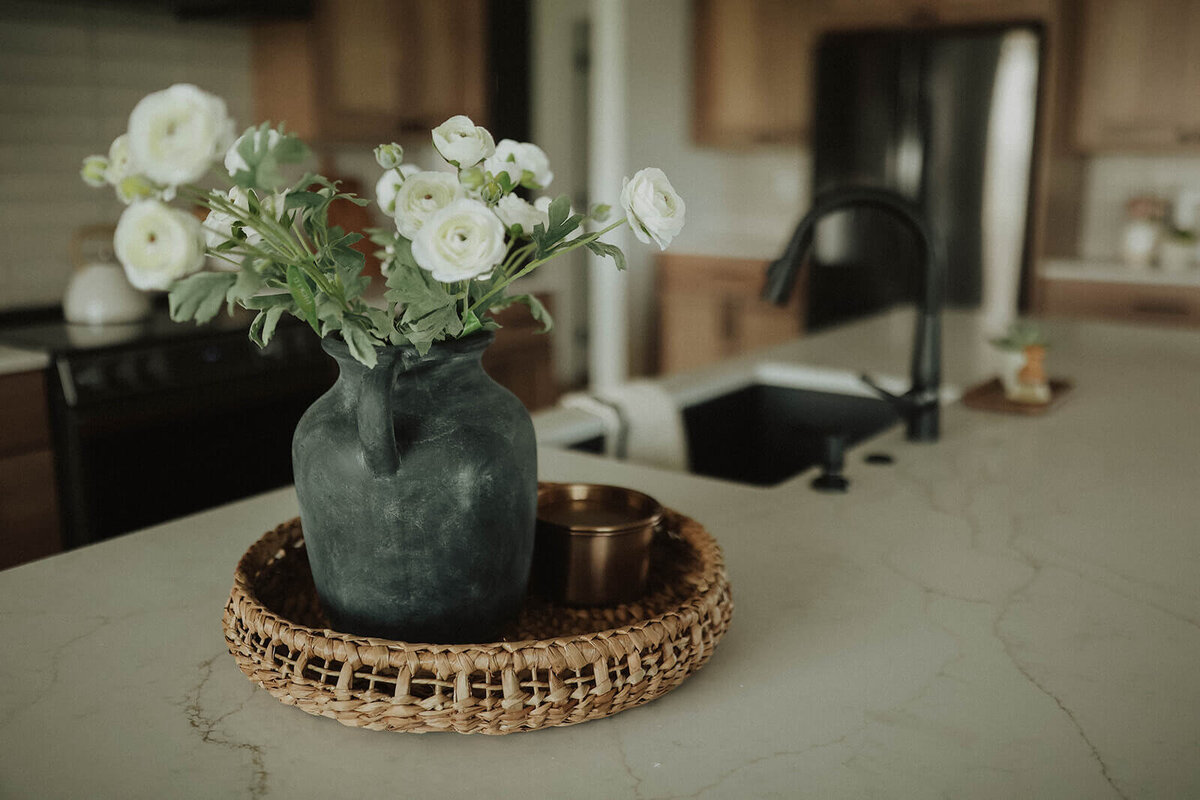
[861,373,940,442]
[861,373,907,407]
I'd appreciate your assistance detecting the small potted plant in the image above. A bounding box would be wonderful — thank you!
[990,321,1050,405]
[81,83,686,643]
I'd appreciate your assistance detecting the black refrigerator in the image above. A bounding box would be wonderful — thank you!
[806,25,1042,331]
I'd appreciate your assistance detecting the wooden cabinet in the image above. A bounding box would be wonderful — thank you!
[482,297,558,411]
[253,0,488,144]
[692,0,821,145]
[1040,278,1200,327]
[692,0,1060,146]
[0,370,61,570]
[1074,0,1200,152]
[657,254,802,374]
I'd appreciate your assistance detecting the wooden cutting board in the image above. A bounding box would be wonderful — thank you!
[960,378,1073,416]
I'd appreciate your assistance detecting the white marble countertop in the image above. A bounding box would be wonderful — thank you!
[0,343,49,376]
[1042,257,1200,287]
[2,310,1199,798]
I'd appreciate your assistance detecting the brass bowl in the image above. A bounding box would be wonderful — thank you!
[534,482,665,606]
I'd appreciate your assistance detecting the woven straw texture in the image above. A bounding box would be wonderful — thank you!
[223,509,733,734]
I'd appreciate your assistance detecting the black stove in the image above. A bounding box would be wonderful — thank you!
[0,310,336,548]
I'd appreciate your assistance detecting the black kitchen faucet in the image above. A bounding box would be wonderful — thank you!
[762,185,943,442]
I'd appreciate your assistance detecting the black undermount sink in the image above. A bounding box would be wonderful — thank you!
[682,383,900,487]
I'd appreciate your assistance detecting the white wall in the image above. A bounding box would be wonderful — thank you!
[622,0,810,375]
[0,1,253,311]
[1077,155,1200,260]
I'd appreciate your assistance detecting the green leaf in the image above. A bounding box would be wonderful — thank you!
[260,305,285,346]
[168,272,237,324]
[586,239,627,271]
[286,264,320,333]
[242,291,294,310]
[342,322,378,369]
[285,191,325,211]
[489,293,554,333]
[461,310,484,336]
[389,263,456,322]
[247,305,287,347]
[547,195,569,230]
[272,134,309,164]
[226,268,266,313]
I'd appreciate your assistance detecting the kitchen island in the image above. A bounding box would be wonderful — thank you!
[1,309,1198,799]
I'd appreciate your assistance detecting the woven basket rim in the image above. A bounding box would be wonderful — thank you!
[229,510,725,667]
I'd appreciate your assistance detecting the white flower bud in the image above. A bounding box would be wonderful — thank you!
[495,194,548,236]
[374,142,405,170]
[431,115,495,168]
[81,155,109,187]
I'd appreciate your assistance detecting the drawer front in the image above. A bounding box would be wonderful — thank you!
[1040,280,1200,327]
[0,370,50,457]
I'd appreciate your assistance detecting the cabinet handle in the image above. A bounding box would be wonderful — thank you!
[1177,130,1200,145]
[1130,301,1190,316]
[721,299,740,344]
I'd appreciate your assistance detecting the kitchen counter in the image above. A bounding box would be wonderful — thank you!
[0,343,48,375]
[2,310,1199,798]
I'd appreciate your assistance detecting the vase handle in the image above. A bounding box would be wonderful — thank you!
[357,360,400,477]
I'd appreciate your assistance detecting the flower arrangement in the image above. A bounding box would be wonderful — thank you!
[81,83,685,367]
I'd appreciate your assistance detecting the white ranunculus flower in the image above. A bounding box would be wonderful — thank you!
[127,84,234,187]
[485,139,554,190]
[412,198,508,283]
[392,170,466,239]
[494,194,548,235]
[431,115,495,168]
[114,200,206,290]
[225,127,281,177]
[81,155,109,187]
[203,186,249,249]
[620,167,686,250]
[482,142,521,186]
[375,163,421,215]
[106,134,134,185]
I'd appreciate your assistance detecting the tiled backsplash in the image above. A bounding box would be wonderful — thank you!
[1077,155,1200,262]
[0,2,252,311]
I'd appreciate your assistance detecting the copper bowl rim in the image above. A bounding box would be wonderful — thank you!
[536,482,664,536]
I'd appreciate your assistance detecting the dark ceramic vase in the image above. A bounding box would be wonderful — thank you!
[292,331,537,644]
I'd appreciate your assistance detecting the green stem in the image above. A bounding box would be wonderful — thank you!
[468,219,626,315]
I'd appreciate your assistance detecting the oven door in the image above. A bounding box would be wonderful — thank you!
[50,325,336,548]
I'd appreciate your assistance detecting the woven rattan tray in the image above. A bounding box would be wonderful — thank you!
[223,509,732,734]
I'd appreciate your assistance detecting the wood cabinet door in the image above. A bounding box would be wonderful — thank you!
[692,0,816,145]
[314,0,407,142]
[397,0,489,130]
[657,254,802,374]
[1075,0,1200,151]
[255,0,489,143]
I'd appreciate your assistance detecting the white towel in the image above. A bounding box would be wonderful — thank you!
[596,380,689,471]
[559,392,624,459]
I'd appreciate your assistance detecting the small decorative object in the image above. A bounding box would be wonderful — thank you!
[224,506,732,734]
[991,321,1051,405]
[81,84,687,643]
[1121,194,1167,269]
[63,224,152,326]
[533,483,665,606]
